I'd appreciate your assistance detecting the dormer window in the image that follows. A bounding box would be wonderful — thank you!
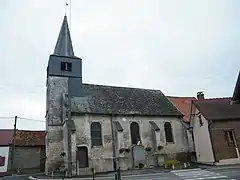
[61,62,72,71]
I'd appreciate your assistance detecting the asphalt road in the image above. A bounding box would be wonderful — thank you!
[1,167,240,180]
[80,167,240,180]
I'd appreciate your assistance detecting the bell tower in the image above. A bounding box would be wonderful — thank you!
[45,15,82,174]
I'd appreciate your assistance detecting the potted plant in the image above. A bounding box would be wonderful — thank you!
[145,147,152,152]
[119,148,125,154]
[125,148,130,153]
[157,145,164,150]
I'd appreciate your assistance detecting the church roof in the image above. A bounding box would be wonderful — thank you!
[53,16,75,57]
[71,83,182,116]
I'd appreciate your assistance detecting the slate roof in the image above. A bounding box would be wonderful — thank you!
[167,96,196,123]
[15,130,45,146]
[0,129,13,146]
[232,71,240,102]
[53,16,75,57]
[193,98,240,120]
[71,84,182,116]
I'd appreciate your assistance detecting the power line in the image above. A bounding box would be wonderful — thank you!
[18,117,45,122]
[0,117,15,119]
[0,117,45,123]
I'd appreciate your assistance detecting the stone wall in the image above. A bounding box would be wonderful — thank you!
[45,76,68,174]
[72,114,190,174]
[13,146,45,173]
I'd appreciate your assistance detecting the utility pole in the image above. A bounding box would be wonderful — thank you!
[11,116,17,175]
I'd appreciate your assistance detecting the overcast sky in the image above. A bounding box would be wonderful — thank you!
[0,0,239,130]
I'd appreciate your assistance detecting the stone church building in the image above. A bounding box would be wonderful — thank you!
[45,16,193,176]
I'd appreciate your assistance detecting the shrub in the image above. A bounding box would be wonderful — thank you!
[139,163,144,168]
[164,159,180,168]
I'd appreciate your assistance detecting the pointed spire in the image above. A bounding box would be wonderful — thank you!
[53,15,74,57]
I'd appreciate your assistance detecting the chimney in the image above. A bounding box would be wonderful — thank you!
[197,91,204,100]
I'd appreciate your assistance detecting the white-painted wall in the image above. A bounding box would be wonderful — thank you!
[192,107,215,164]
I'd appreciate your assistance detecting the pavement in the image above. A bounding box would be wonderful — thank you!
[1,166,240,180]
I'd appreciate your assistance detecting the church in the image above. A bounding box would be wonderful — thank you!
[45,16,193,176]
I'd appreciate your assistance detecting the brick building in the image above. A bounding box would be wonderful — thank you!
[0,129,45,176]
[190,72,240,165]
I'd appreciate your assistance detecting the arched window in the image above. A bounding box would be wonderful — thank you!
[130,122,141,145]
[164,122,174,143]
[91,122,102,146]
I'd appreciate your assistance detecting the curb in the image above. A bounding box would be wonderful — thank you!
[28,171,170,180]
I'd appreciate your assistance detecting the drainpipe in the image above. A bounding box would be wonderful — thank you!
[67,92,72,176]
[208,120,217,164]
[110,114,117,178]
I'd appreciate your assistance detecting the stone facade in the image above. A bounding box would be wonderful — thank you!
[45,76,68,173]
[66,114,191,174]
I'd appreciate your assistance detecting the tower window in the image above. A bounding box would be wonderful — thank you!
[61,62,72,71]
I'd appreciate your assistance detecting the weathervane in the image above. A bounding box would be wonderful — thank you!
[65,0,72,28]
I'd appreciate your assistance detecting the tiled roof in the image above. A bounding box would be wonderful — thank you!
[0,129,13,146]
[71,84,182,116]
[15,130,45,146]
[167,96,196,123]
[193,98,240,120]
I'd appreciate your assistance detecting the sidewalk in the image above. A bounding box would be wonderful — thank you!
[29,167,172,180]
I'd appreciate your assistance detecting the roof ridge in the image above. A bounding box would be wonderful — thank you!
[194,97,231,101]
[82,83,164,92]
[167,96,196,99]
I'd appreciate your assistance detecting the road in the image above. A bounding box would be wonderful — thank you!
[81,167,240,180]
[1,167,240,180]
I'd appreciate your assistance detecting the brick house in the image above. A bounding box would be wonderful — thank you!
[0,129,13,177]
[0,129,46,176]
[14,130,46,174]
[190,72,240,165]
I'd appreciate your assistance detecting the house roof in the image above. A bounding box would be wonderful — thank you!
[232,71,240,102]
[0,129,13,146]
[193,98,240,120]
[167,96,196,123]
[71,84,182,116]
[15,130,45,146]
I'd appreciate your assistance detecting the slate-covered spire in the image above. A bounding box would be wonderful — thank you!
[53,15,74,57]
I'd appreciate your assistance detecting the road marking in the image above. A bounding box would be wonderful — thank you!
[172,169,230,180]
[185,176,228,180]
[171,168,201,173]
